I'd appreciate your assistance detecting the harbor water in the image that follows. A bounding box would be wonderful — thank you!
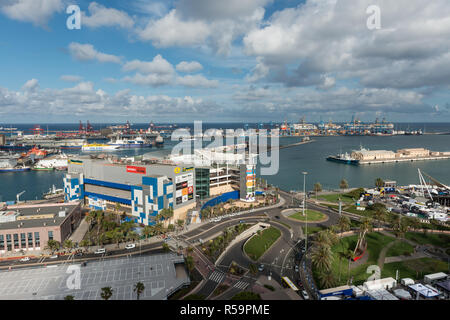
[0,123,449,202]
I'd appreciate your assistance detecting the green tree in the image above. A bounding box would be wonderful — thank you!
[231,292,261,300]
[311,243,333,271]
[346,250,356,284]
[142,226,153,241]
[162,243,171,252]
[340,179,349,190]
[64,295,74,300]
[100,287,114,300]
[313,182,322,199]
[133,282,145,300]
[63,239,74,252]
[185,255,194,272]
[318,270,337,289]
[176,219,184,230]
[79,239,91,252]
[375,178,384,188]
[45,240,61,254]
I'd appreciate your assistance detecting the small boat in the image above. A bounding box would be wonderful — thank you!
[82,144,120,152]
[43,185,64,199]
[0,165,31,172]
[326,153,359,165]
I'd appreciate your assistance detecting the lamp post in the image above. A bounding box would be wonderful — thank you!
[302,172,308,253]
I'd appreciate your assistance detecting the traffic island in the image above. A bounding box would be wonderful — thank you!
[283,208,328,223]
[243,227,281,261]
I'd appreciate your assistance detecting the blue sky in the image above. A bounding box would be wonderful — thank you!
[0,0,449,123]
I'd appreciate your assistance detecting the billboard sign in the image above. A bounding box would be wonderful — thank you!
[126,166,146,174]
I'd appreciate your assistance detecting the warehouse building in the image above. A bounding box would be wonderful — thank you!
[64,158,196,226]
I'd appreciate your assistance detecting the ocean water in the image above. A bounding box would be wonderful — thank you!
[0,123,449,201]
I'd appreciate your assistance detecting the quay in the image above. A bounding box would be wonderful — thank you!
[359,155,450,165]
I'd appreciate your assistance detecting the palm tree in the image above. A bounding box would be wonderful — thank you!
[126,231,139,243]
[185,255,194,272]
[109,229,124,248]
[142,226,153,241]
[114,202,121,224]
[375,177,384,188]
[346,250,356,284]
[310,244,333,272]
[100,287,114,300]
[95,210,105,240]
[63,239,74,253]
[374,208,385,228]
[318,270,336,289]
[162,243,170,252]
[339,179,349,191]
[313,182,322,199]
[133,282,145,300]
[45,240,61,254]
[176,219,184,231]
[79,239,91,253]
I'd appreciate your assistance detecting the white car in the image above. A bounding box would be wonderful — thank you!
[125,244,136,250]
[94,248,106,254]
[49,255,58,259]
[19,257,30,262]
[301,290,310,300]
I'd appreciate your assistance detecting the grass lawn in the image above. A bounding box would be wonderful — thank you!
[404,232,450,248]
[386,241,415,257]
[302,225,326,235]
[382,258,449,280]
[244,227,281,261]
[318,193,355,204]
[314,232,397,288]
[343,205,376,218]
[289,209,326,222]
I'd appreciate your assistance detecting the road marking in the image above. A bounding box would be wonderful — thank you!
[208,271,225,283]
[233,281,249,290]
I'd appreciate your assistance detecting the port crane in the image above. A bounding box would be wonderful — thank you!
[16,190,26,203]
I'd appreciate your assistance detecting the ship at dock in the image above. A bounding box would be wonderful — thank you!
[107,136,152,148]
[327,146,450,165]
[82,144,120,152]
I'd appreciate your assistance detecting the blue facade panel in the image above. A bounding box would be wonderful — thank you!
[84,178,132,191]
[84,192,131,205]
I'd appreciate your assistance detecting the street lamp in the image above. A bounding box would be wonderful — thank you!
[302,172,308,254]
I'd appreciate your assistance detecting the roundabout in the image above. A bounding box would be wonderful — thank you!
[282,208,329,223]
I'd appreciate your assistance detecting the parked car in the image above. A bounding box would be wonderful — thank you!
[295,265,299,272]
[239,220,245,224]
[19,257,30,262]
[125,243,136,250]
[94,248,106,254]
[258,264,265,272]
[301,290,310,300]
[49,255,58,259]
[75,252,83,257]
[274,215,280,219]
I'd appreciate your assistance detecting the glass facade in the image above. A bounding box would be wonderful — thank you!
[48,231,53,241]
[0,235,4,250]
[13,234,18,248]
[195,168,210,200]
[28,233,33,247]
[21,233,26,248]
[34,232,40,247]
[6,234,11,251]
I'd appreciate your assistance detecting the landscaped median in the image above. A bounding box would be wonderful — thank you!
[244,227,281,261]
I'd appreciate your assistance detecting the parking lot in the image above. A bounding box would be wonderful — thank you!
[0,253,189,300]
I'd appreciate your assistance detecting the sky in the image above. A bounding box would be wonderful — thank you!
[0,0,449,123]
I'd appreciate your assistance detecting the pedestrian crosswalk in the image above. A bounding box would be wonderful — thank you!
[208,271,225,283]
[233,281,249,290]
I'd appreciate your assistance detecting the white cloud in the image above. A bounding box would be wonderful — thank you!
[60,75,83,82]
[122,55,174,74]
[81,2,134,29]
[137,10,210,47]
[242,0,450,89]
[22,78,39,92]
[176,75,219,88]
[0,0,63,27]
[137,1,268,55]
[68,42,122,64]
[176,61,203,73]
[246,58,269,82]
[123,73,174,87]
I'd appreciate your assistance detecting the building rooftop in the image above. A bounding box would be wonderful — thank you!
[0,203,79,231]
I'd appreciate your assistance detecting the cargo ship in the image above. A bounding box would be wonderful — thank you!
[82,144,120,152]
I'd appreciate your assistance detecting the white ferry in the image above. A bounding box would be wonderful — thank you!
[82,144,120,152]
